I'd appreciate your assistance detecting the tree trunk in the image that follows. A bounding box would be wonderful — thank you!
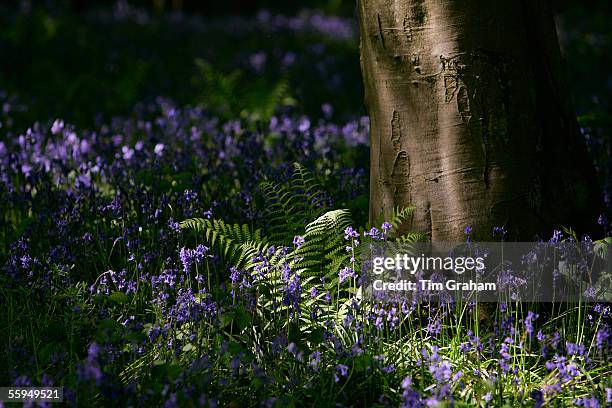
[358,0,602,241]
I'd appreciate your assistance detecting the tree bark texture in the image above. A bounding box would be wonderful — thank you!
[358,0,602,241]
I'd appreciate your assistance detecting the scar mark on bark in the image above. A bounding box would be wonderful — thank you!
[377,14,386,49]
[425,201,432,238]
[403,1,427,44]
[391,151,411,208]
[391,110,402,152]
[411,0,427,26]
[390,113,409,186]
[391,151,410,180]
[444,75,458,103]
[480,112,491,188]
[457,86,471,123]
[402,16,413,41]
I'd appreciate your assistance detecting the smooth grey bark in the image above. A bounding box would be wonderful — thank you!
[358,0,602,241]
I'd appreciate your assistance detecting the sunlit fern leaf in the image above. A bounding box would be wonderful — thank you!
[261,163,327,245]
[395,231,429,243]
[388,205,416,231]
[260,181,294,244]
[245,209,355,325]
[303,209,353,236]
[290,163,326,215]
[180,218,268,268]
[296,209,354,288]
[369,205,415,232]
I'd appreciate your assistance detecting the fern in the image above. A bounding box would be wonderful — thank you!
[395,231,429,243]
[369,205,413,230]
[292,209,354,287]
[244,78,291,121]
[369,205,428,242]
[261,163,327,245]
[180,218,268,268]
[260,181,296,244]
[192,58,242,114]
[181,166,426,334]
[192,58,292,120]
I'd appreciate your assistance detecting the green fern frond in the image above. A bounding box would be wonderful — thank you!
[369,205,415,229]
[395,231,429,243]
[180,218,268,268]
[303,209,352,236]
[293,209,354,288]
[369,205,429,241]
[260,181,297,244]
[245,78,291,121]
[290,163,326,213]
[388,205,416,229]
[261,163,327,245]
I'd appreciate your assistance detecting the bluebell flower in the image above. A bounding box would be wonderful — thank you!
[524,311,539,338]
[335,364,349,382]
[77,342,103,386]
[179,247,193,274]
[597,214,607,226]
[272,334,287,354]
[344,226,359,240]
[596,326,610,351]
[492,225,507,240]
[308,351,321,371]
[293,235,305,248]
[230,267,241,286]
[574,396,601,408]
[566,342,584,356]
[530,389,544,408]
[426,317,442,336]
[364,226,380,240]
[339,266,355,283]
[154,143,165,156]
[400,376,423,407]
[249,52,267,74]
[429,360,452,383]
[51,119,64,135]
[167,219,181,234]
[550,230,563,243]
[321,103,333,119]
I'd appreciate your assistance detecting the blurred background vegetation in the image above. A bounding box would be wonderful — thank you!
[2,1,609,122]
[1,1,610,122]
[0,0,363,128]
[1,0,611,206]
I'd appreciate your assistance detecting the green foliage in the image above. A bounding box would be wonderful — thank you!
[191,58,243,115]
[179,217,268,268]
[3,3,610,404]
[192,58,293,121]
[181,164,428,332]
[261,163,328,245]
[183,164,426,287]
[296,209,354,287]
